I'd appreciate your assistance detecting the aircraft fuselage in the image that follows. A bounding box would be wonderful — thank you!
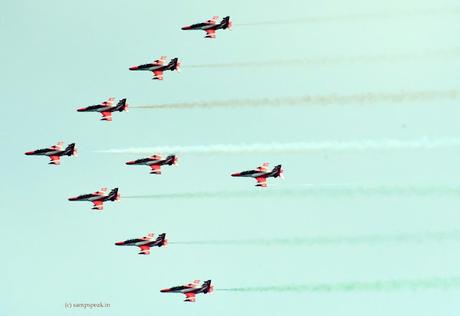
[25,148,63,156]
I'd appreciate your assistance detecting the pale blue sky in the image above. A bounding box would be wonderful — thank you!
[2,0,460,315]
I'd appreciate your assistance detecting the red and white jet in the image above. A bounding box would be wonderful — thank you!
[125,154,178,174]
[115,233,168,255]
[25,141,77,165]
[182,16,232,38]
[77,97,128,121]
[161,280,214,302]
[68,187,120,210]
[129,56,181,80]
[231,163,284,187]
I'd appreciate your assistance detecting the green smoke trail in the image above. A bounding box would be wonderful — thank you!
[132,89,460,110]
[217,277,460,293]
[123,185,460,199]
[170,230,460,247]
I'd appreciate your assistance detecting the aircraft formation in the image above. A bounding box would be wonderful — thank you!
[24,16,281,303]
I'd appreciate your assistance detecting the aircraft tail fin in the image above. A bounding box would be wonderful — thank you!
[64,143,77,157]
[167,58,181,72]
[156,233,168,247]
[272,164,284,178]
[108,188,120,201]
[115,98,128,112]
[221,16,232,29]
[166,155,178,166]
[202,280,214,294]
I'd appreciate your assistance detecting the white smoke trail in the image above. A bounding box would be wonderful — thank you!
[217,276,460,293]
[133,89,460,110]
[236,7,460,26]
[171,230,460,246]
[123,185,460,199]
[97,138,460,155]
[185,48,460,69]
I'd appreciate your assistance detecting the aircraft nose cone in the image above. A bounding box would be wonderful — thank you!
[115,241,124,246]
[181,26,191,30]
[68,197,77,201]
[126,161,135,165]
[129,66,138,70]
[231,172,241,177]
[77,107,86,112]
[25,151,33,155]
[160,288,169,293]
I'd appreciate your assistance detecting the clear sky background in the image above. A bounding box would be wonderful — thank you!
[2,0,460,315]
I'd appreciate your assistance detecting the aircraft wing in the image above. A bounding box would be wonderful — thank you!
[257,162,270,171]
[153,70,164,80]
[208,16,219,24]
[102,97,115,106]
[205,29,216,38]
[92,200,104,210]
[255,177,268,187]
[52,141,64,150]
[151,154,163,160]
[187,280,201,287]
[150,164,162,174]
[49,155,61,165]
[139,245,151,255]
[100,112,113,121]
[184,293,196,302]
[144,232,155,239]
[95,188,107,195]
[154,56,167,65]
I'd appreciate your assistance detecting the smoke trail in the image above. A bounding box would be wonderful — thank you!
[236,7,460,26]
[123,185,460,199]
[185,49,460,69]
[97,138,460,155]
[217,276,460,293]
[133,89,460,110]
[170,230,460,247]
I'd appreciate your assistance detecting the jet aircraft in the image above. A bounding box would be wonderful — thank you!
[68,187,120,210]
[77,98,128,121]
[181,16,232,38]
[25,142,77,165]
[161,280,213,302]
[115,233,168,255]
[231,163,284,187]
[129,56,180,80]
[126,154,178,174]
